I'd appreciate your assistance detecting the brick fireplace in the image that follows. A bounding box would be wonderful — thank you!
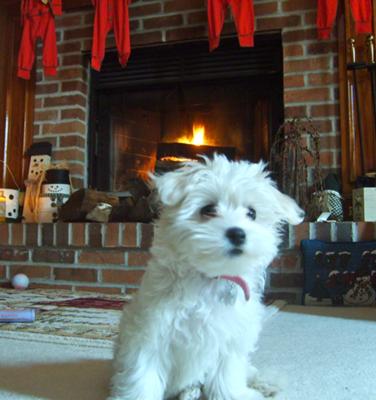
[33,0,340,188]
[1,0,356,302]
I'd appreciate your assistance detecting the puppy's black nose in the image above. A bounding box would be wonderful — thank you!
[226,227,246,246]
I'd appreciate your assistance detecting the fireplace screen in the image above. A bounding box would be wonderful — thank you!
[89,33,283,191]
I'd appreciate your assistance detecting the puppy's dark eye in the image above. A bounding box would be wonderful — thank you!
[247,207,256,220]
[200,204,217,218]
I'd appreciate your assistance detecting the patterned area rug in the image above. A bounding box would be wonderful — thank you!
[0,289,130,341]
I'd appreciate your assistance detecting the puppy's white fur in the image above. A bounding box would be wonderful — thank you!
[109,155,303,400]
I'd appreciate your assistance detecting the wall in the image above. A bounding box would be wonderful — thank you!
[32,0,340,188]
[1,222,375,302]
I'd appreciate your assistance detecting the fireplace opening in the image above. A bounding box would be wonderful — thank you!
[89,32,284,191]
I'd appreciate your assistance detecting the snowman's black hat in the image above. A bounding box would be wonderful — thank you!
[44,169,70,185]
[25,142,52,157]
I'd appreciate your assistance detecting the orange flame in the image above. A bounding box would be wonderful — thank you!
[160,124,208,162]
[178,124,206,146]
[191,124,205,146]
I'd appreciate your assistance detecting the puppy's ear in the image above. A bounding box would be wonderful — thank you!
[150,169,190,207]
[269,186,305,225]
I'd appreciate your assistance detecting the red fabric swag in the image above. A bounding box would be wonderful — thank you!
[17,0,61,80]
[91,0,132,71]
[317,0,373,40]
[207,0,255,51]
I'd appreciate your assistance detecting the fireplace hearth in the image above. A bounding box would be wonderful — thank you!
[89,32,283,191]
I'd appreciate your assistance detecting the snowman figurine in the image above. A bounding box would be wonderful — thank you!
[38,169,71,223]
[23,142,52,223]
[2,189,20,220]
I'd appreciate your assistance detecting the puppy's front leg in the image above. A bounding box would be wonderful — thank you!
[109,355,165,400]
[108,332,166,400]
[204,353,265,400]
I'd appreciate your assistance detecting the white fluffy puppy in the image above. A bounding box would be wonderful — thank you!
[109,155,304,400]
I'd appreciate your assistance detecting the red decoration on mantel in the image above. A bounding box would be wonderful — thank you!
[317,0,373,40]
[207,0,255,51]
[91,0,132,71]
[17,0,62,80]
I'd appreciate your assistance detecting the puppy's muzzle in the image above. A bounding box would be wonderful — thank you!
[226,227,246,246]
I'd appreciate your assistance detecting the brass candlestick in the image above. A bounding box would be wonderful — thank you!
[366,35,375,64]
[349,38,357,63]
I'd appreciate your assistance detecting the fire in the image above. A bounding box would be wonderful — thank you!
[178,124,206,146]
[159,123,215,163]
[191,124,205,146]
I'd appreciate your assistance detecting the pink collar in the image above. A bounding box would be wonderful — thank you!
[219,275,250,301]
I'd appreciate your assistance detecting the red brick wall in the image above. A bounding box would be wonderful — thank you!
[0,223,153,295]
[33,0,340,187]
[1,222,375,302]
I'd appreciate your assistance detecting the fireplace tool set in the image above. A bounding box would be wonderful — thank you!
[347,35,376,176]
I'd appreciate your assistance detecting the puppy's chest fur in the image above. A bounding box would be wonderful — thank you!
[155,291,263,395]
[169,299,258,355]
[143,272,263,352]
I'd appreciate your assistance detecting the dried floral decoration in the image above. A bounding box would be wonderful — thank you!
[270,117,323,211]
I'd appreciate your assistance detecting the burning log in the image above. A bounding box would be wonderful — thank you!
[156,142,236,174]
[156,122,236,173]
[157,142,236,162]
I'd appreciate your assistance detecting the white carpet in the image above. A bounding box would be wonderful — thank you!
[254,305,376,400]
[0,332,113,400]
[0,305,375,400]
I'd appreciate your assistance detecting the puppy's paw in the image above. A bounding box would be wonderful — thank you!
[251,381,279,398]
[207,388,265,400]
[235,388,265,400]
[179,384,202,400]
[247,367,279,398]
